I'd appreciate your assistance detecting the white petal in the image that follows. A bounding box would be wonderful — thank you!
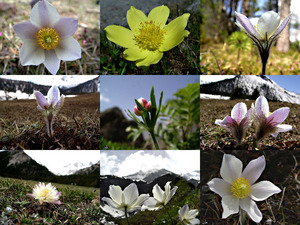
[47,85,60,106]
[250,181,281,201]
[108,185,123,205]
[254,96,269,119]
[30,0,60,28]
[257,11,280,39]
[165,186,177,205]
[19,40,45,66]
[123,183,139,206]
[242,155,265,184]
[14,22,39,40]
[128,194,149,212]
[220,154,243,184]
[152,184,165,203]
[55,36,81,61]
[240,197,262,223]
[53,17,78,38]
[141,197,161,211]
[275,124,292,133]
[102,197,121,210]
[43,50,61,75]
[231,102,247,124]
[207,178,232,197]
[221,195,239,219]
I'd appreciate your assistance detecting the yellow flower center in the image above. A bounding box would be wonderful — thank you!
[231,177,251,199]
[133,20,166,51]
[36,27,60,50]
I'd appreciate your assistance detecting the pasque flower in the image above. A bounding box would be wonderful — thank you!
[235,11,292,75]
[178,204,200,225]
[215,102,252,145]
[208,154,281,223]
[14,0,81,75]
[134,97,152,116]
[102,183,149,213]
[252,96,292,146]
[105,5,190,67]
[27,182,61,204]
[141,181,178,211]
[34,85,65,137]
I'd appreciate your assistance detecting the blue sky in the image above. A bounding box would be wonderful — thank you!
[100,75,199,118]
[267,76,300,94]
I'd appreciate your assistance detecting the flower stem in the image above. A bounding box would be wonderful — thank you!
[239,209,247,225]
[124,207,130,225]
[149,130,159,150]
[46,113,54,138]
[164,205,174,225]
[261,60,266,75]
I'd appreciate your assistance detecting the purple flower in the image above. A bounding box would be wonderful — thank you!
[13,0,81,75]
[252,96,292,145]
[215,102,252,145]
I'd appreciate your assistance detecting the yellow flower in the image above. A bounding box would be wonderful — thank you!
[105,5,190,67]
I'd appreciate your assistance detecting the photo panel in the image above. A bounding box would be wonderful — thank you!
[0,75,100,150]
[100,0,200,75]
[0,150,100,223]
[100,75,200,150]
[100,150,200,224]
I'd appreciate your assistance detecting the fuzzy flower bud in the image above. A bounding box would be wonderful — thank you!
[134,105,143,116]
[137,97,148,109]
[145,101,152,112]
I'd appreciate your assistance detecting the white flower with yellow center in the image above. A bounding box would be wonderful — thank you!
[27,182,61,204]
[207,154,281,223]
[13,0,81,75]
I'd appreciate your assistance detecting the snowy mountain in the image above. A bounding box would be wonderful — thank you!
[200,75,300,104]
[73,162,100,175]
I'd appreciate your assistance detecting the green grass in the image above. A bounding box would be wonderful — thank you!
[0,176,100,224]
[100,136,141,150]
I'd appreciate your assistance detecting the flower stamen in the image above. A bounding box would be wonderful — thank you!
[36,27,60,50]
[231,177,251,199]
[133,20,166,51]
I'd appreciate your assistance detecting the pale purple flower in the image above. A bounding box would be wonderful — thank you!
[27,182,61,204]
[13,0,81,75]
[34,85,65,137]
[178,204,200,225]
[215,102,252,145]
[252,96,292,145]
[208,154,281,223]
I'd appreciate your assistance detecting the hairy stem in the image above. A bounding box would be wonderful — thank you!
[149,130,159,150]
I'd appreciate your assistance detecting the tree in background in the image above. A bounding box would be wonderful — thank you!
[276,0,291,53]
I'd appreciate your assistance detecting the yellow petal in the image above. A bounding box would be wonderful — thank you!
[136,51,163,67]
[105,25,135,48]
[127,6,147,31]
[160,13,190,52]
[124,47,148,61]
[148,5,170,25]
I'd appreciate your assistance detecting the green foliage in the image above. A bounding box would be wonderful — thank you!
[159,83,200,149]
[100,136,140,150]
[227,31,252,51]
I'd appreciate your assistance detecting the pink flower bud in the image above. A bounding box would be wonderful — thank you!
[134,105,143,116]
[137,97,148,108]
[145,101,152,111]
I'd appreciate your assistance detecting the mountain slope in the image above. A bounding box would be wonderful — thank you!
[200,75,300,104]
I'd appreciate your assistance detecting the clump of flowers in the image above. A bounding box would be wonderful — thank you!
[208,154,281,223]
[178,204,200,225]
[126,86,163,150]
[13,0,81,75]
[235,11,292,75]
[215,102,252,146]
[105,5,190,67]
[34,85,65,138]
[27,182,61,204]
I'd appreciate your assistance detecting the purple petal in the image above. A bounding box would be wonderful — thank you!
[53,17,78,38]
[19,40,45,66]
[235,11,262,40]
[240,108,252,128]
[30,0,60,28]
[266,107,290,126]
[27,193,34,198]
[54,95,65,109]
[215,116,237,129]
[47,86,60,106]
[52,200,61,205]
[34,91,49,109]
[14,22,39,40]
[55,36,81,61]
[231,102,247,124]
[272,13,292,38]
[44,50,60,75]
[254,96,269,118]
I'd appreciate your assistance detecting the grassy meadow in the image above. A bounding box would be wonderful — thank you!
[200,150,300,224]
[0,176,100,224]
[0,93,100,150]
[0,0,100,75]
[200,99,300,150]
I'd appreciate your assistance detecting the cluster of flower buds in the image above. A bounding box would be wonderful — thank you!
[134,97,152,116]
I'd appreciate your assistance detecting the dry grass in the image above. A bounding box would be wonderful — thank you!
[0,93,100,150]
[0,0,100,75]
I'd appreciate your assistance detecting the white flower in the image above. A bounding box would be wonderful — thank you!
[141,181,178,211]
[27,182,61,204]
[14,0,81,75]
[102,183,149,213]
[178,204,200,225]
[208,154,281,223]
